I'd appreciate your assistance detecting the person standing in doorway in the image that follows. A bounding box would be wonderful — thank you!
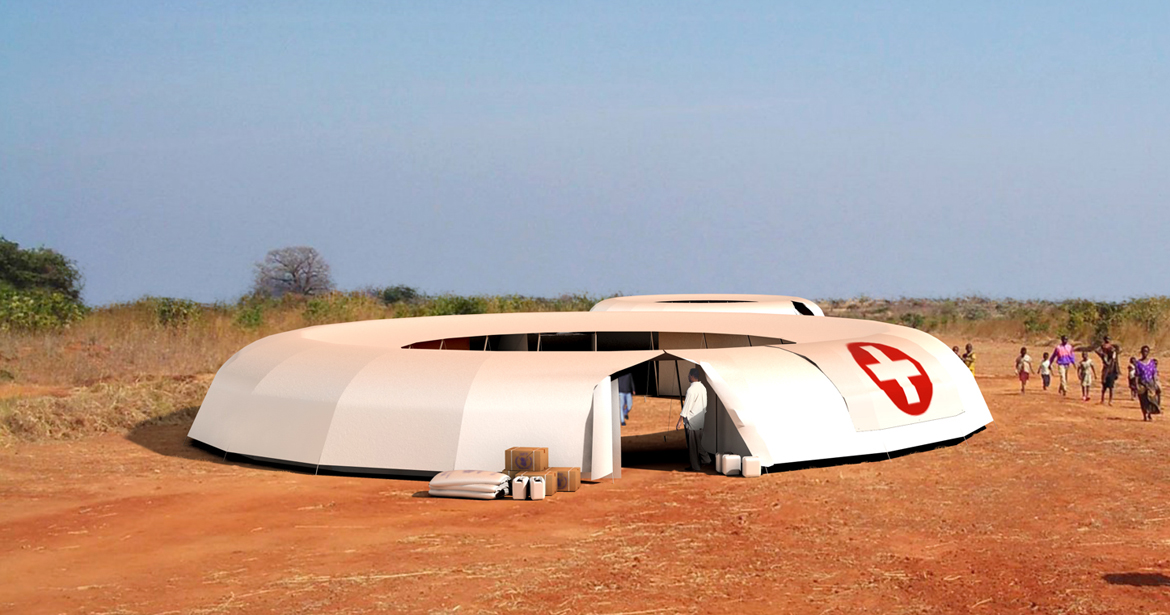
[617,373,634,426]
[1051,336,1077,396]
[676,368,711,471]
[1015,347,1033,394]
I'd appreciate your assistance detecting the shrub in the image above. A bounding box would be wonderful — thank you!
[1120,297,1170,334]
[0,287,89,331]
[0,237,84,302]
[302,292,385,325]
[1018,307,1050,334]
[234,303,265,329]
[899,312,926,329]
[372,285,419,305]
[150,297,202,327]
[425,295,488,316]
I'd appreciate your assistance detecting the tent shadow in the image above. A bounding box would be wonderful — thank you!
[123,407,427,479]
[764,427,987,474]
[1102,572,1170,587]
[125,406,230,465]
[619,426,987,474]
[125,408,312,474]
[126,409,985,479]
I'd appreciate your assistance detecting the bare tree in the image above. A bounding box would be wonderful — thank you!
[252,246,335,297]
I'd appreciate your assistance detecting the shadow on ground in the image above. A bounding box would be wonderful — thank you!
[125,406,223,463]
[124,409,985,479]
[1102,573,1170,587]
[621,427,988,474]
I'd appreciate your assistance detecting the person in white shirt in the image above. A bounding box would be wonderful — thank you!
[1039,352,1053,391]
[675,368,711,471]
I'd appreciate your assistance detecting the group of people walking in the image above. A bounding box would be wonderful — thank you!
[999,335,1162,422]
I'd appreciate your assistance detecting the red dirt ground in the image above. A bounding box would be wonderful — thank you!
[2,341,1168,614]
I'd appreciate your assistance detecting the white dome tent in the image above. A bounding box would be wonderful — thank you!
[188,295,991,478]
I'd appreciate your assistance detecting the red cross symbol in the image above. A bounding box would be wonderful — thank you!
[847,342,933,416]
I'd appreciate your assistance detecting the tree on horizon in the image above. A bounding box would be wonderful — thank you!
[252,246,335,298]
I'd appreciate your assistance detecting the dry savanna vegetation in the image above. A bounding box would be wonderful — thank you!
[2,293,1170,446]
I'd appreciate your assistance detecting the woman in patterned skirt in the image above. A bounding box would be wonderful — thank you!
[1135,346,1161,422]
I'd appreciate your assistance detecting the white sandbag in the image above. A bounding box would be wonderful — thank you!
[429,470,510,489]
[429,488,503,500]
[721,454,741,476]
[511,475,529,500]
[429,482,504,494]
[529,476,546,500]
[742,456,761,478]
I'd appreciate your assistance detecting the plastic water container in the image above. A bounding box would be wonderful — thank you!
[742,456,761,478]
[529,476,546,500]
[511,475,529,500]
[721,454,741,476]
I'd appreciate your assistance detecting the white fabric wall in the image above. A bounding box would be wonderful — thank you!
[318,350,488,471]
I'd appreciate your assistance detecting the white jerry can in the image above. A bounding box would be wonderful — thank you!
[721,454,741,476]
[511,475,529,500]
[741,456,762,478]
[528,476,546,500]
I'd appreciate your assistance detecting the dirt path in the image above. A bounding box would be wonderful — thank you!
[2,341,1168,614]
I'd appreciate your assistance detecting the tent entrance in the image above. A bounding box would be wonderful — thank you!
[614,355,747,462]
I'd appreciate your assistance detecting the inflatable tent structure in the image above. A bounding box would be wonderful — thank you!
[189,294,992,479]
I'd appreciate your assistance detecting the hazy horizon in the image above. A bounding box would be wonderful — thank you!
[4,3,1168,306]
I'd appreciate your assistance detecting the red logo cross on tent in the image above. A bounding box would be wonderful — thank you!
[847,342,934,416]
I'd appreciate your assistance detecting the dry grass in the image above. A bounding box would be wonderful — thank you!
[0,292,600,387]
[0,376,209,445]
[822,296,1170,352]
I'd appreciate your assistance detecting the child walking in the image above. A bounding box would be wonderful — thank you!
[1039,352,1053,391]
[1128,357,1139,400]
[1015,347,1033,394]
[962,343,976,376]
[1078,351,1096,402]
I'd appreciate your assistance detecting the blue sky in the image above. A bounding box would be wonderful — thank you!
[2,2,1167,305]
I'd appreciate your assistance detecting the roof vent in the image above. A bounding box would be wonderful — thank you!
[657,300,755,304]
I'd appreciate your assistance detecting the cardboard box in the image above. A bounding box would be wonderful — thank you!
[549,466,581,492]
[518,470,557,496]
[505,447,549,472]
